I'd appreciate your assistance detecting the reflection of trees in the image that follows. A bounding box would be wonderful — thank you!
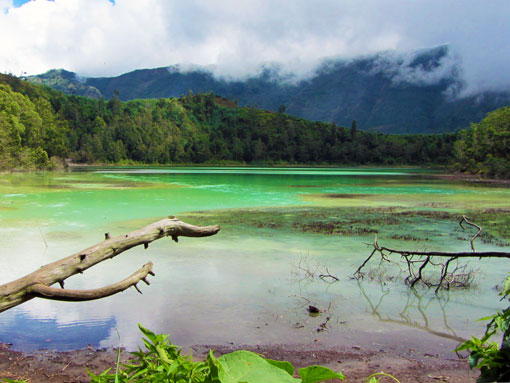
[357,279,466,343]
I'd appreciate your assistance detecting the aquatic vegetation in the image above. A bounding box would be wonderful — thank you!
[183,205,510,246]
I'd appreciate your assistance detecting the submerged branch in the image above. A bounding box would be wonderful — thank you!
[354,217,509,291]
[459,215,482,252]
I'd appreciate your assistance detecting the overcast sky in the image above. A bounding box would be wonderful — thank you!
[1,0,509,95]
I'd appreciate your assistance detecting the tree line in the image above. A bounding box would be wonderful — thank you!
[2,73,507,176]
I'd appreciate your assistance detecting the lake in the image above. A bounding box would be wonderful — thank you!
[0,167,509,354]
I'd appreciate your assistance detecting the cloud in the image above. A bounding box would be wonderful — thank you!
[361,46,463,97]
[0,0,509,95]
[1,0,13,13]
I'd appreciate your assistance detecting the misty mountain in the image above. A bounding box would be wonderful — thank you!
[26,47,510,134]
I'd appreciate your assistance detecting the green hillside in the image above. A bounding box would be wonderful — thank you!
[26,69,102,99]
[1,73,457,170]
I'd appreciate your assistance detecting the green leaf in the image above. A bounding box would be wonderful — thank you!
[265,358,295,376]
[217,350,299,383]
[206,349,221,382]
[502,274,510,297]
[298,365,345,383]
[455,339,474,352]
[364,372,401,383]
[129,368,149,380]
[138,323,157,343]
[155,344,172,364]
[469,353,481,369]
[477,314,497,322]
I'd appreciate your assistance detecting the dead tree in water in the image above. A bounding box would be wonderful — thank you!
[354,216,510,291]
[0,216,220,313]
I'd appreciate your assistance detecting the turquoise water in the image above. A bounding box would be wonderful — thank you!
[0,167,509,353]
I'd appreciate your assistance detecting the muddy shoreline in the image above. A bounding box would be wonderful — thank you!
[0,341,476,383]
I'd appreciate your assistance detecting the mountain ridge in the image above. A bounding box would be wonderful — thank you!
[25,47,510,134]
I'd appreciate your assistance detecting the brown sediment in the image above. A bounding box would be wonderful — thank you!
[287,185,327,188]
[292,220,379,235]
[312,193,375,199]
[433,172,510,185]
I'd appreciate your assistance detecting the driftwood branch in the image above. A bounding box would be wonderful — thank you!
[0,216,220,313]
[354,217,510,291]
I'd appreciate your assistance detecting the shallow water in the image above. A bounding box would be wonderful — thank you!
[0,167,509,352]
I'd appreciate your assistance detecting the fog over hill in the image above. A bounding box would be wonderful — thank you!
[27,46,510,134]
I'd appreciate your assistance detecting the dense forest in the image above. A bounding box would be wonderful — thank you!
[454,106,510,178]
[2,72,508,176]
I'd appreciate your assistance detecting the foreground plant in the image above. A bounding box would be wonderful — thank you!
[88,324,346,383]
[456,274,510,382]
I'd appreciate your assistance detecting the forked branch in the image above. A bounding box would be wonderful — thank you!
[29,262,155,302]
[0,216,220,312]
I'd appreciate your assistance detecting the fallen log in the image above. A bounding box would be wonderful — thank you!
[0,216,220,313]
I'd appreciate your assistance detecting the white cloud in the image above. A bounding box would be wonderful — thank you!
[366,47,462,94]
[0,0,509,94]
[1,0,13,13]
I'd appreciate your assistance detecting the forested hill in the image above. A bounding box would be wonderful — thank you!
[1,73,457,170]
[26,47,510,134]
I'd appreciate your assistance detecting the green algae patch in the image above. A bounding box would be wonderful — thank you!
[467,208,510,241]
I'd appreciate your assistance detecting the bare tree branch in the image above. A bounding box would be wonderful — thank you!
[367,242,510,259]
[354,217,509,291]
[0,216,220,312]
[459,215,482,252]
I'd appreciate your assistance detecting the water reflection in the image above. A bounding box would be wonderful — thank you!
[0,308,116,351]
[357,279,466,343]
